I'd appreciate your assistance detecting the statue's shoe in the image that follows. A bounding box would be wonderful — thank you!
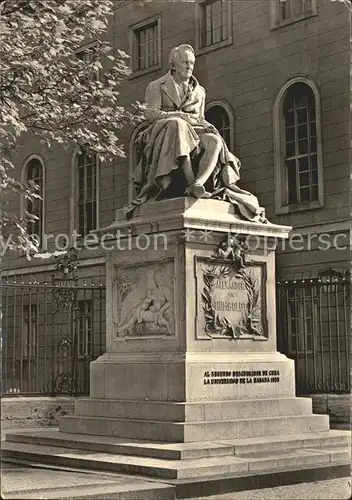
[185,183,212,199]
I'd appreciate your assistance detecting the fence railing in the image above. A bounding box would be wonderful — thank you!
[1,273,106,396]
[277,274,350,394]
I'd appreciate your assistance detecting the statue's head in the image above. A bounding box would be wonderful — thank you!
[153,269,163,286]
[169,44,195,80]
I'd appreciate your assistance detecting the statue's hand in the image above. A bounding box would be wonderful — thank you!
[207,124,218,134]
[179,112,198,125]
[167,111,198,125]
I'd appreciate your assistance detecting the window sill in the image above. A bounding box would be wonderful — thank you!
[196,37,233,57]
[276,200,324,215]
[129,64,162,80]
[271,11,317,30]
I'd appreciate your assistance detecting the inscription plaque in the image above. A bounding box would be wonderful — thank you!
[203,369,280,385]
[195,258,267,340]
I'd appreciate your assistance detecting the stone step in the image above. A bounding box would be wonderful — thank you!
[6,429,234,460]
[5,485,174,500]
[74,397,313,422]
[5,428,350,462]
[3,475,174,500]
[2,441,349,480]
[59,413,330,442]
[6,487,174,500]
[221,430,351,456]
[243,446,350,472]
[0,441,249,479]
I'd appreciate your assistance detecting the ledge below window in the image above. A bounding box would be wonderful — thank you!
[276,199,324,215]
[129,64,162,80]
[271,11,317,30]
[195,37,232,57]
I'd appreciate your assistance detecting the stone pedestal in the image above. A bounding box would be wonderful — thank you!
[4,198,350,488]
[59,198,325,441]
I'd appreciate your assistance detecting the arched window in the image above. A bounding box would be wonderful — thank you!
[274,78,323,214]
[205,102,233,150]
[24,157,44,242]
[76,149,98,237]
[284,83,318,205]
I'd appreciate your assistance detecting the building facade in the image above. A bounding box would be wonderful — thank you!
[2,0,350,403]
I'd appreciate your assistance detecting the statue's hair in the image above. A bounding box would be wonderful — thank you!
[169,44,195,69]
[153,269,164,283]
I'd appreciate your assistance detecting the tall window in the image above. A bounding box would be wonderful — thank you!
[205,103,232,150]
[279,0,291,20]
[198,0,232,50]
[77,149,97,237]
[287,289,315,353]
[273,77,323,214]
[284,83,318,205]
[26,158,44,242]
[23,304,37,359]
[77,300,92,358]
[271,0,316,28]
[131,17,161,73]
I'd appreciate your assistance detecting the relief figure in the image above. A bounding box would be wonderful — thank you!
[116,270,173,336]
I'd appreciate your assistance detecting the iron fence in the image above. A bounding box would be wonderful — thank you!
[277,272,350,394]
[1,271,106,396]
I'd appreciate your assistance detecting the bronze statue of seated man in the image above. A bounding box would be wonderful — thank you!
[127,44,267,224]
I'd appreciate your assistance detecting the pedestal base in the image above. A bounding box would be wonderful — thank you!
[89,352,295,401]
[58,351,326,442]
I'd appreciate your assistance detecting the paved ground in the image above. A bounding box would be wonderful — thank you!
[1,462,143,494]
[0,461,176,499]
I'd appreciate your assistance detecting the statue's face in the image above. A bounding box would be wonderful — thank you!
[173,50,195,80]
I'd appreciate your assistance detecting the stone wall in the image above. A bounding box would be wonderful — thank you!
[1,393,349,430]
[311,393,350,426]
[1,397,75,429]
